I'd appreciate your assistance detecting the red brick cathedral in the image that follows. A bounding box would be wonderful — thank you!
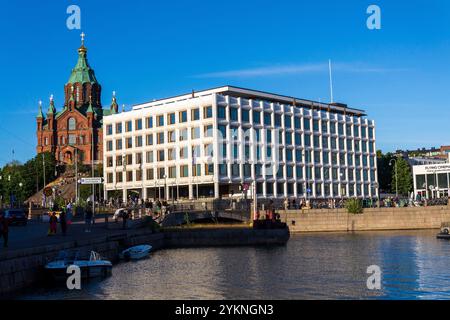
[36,34,120,165]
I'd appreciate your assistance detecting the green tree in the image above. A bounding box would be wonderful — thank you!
[391,156,413,196]
[376,151,395,193]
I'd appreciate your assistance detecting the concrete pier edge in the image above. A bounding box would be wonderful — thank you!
[0,227,290,297]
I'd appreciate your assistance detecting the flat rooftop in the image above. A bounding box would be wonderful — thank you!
[132,85,367,117]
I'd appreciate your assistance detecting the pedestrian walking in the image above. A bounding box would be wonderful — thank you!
[0,210,10,248]
[85,202,93,233]
[49,212,58,236]
[60,207,67,236]
[122,209,131,230]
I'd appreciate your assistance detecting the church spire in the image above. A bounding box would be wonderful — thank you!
[47,95,56,115]
[37,100,44,118]
[110,91,118,114]
[87,95,95,114]
[67,32,98,85]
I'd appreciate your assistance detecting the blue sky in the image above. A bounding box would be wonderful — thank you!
[0,0,449,166]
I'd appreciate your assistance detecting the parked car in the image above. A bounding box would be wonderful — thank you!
[4,209,28,226]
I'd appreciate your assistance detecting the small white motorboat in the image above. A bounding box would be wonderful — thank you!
[45,250,112,281]
[120,245,152,261]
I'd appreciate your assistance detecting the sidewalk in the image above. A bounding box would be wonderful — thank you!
[1,218,139,252]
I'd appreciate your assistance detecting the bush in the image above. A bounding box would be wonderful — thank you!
[345,198,364,214]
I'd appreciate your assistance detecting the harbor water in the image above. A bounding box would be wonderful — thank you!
[20,230,450,300]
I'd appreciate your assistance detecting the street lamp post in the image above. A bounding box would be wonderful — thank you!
[163,174,167,202]
[389,158,398,198]
[18,182,23,208]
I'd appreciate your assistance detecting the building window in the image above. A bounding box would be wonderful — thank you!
[107,173,113,184]
[180,165,189,178]
[126,137,132,149]
[116,139,122,150]
[217,106,226,119]
[179,111,187,123]
[116,155,123,166]
[135,119,143,130]
[157,132,164,144]
[157,115,164,127]
[179,128,188,141]
[136,170,143,181]
[146,134,153,146]
[68,118,76,131]
[116,123,122,134]
[191,127,200,140]
[146,116,153,129]
[136,153,143,165]
[158,150,165,162]
[106,125,113,135]
[242,109,250,123]
[106,157,113,167]
[158,168,165,179]
[146,151,154,163]
[230,108,238,121]
[204,125,213,138]
[116,172,123,183]
[180,146,188,159]
[69,135,77,146]
[264,113,271,126]
[191,108,200,121]
[168,148,176,161]
[253,111,261,124]
[204,106,213,119]
[193,164,201,176]
[126,121,132,132]
[168,113,176,125]
[169,166,177,178]
[205,164,214,176]
[146,168,154,180]
[126,171,133,182]
[126,154,133,166]
[135,136,143,147]
[168,130,176,143]
[106,140,113,151]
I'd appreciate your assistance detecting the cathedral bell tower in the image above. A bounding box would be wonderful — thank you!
[64,32,102,109]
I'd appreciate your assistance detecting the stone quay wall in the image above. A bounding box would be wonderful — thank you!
[0,227,289,297]
[278,206,450,233]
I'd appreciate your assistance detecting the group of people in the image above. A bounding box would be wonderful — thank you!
[47,202,74,236]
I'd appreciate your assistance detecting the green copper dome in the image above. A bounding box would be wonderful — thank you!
[37,102,44,118]
[67,45,98,85]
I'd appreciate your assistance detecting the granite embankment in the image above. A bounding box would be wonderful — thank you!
[279,206,450,232]
[0,226,289,297]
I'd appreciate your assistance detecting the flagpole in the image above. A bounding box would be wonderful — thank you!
[329,59,334,103]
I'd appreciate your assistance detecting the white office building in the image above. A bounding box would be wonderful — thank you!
[413,156,450,199]
[103,86,378,201]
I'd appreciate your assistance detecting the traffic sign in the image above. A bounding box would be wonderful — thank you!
[79,177,104,185]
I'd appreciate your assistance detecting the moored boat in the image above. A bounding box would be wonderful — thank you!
[45,250,112,281]
[120,245,152,261]
[437,222,450,239]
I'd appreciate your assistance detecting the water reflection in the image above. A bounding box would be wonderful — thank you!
[20,230,450,300]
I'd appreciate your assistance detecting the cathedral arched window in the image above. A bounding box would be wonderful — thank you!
[68,118,76,131]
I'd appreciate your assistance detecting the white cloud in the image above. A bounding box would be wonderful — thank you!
[194,62,406,78]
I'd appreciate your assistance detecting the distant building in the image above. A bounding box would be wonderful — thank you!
[103,86,378,201]
[413,156,450,200]
[36,35,120,165]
